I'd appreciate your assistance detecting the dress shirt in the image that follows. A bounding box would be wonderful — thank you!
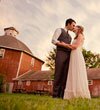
[52,28,68,45]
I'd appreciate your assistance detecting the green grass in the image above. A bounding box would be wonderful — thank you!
[0,93,100,110]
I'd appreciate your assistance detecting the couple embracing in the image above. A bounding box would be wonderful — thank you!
[52,18,91,99]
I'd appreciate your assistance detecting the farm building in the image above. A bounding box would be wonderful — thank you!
[0,27,44,93]
[0,27,100,97]
[87,68,100,97]
[13,70,53,95]
[13,68,100,97]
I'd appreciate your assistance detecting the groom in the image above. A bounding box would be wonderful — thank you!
[52,18,76,98]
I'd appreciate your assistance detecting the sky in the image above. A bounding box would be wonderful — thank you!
[0,0,100,70]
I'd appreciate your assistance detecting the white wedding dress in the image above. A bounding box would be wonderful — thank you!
[64,38,91,99]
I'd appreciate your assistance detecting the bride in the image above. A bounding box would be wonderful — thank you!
[62,25,91,99]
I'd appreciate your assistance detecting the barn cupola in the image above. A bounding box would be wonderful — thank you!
[4,27,19,37]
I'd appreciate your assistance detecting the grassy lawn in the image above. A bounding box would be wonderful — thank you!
[0,93,100,110]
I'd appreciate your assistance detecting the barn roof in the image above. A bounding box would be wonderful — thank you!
[14,70,53,81]
[14,68,100,81]
[0,35,32,55]
[0,35,44,63]
[87,68,100,80]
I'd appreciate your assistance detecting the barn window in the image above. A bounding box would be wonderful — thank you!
[0,48,5,58]
[18,80,22,85]
[31,58,35,66]
[48,81,52,85]
[88,80,93,85]
[26,80,31,86]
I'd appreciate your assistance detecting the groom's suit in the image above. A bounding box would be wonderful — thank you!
[52,28,72,98]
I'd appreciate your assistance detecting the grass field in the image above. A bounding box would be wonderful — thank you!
[0,93,100,110]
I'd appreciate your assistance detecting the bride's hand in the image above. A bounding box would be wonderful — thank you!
[61,42,69,48]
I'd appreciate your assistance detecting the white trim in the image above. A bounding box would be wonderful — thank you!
[88,80,93,85]
[31,58,35,67]
[0,45,44,62]
[0,48,5,58]
[48,81,53,85]
[16,52,23,77]
[0,45,33,56]
[26,80,31,86]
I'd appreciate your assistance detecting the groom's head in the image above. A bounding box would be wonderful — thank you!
[65,18,76,31]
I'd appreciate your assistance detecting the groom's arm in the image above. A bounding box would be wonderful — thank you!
[52,28,70,48]
[52,28,61,45]
[62,34,84,49]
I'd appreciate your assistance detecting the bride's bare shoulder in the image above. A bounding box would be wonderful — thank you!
[78,34,85,40]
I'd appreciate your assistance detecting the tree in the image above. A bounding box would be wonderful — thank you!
[82,49,100,68]
[45,48,100,71]
[46,48,56,71]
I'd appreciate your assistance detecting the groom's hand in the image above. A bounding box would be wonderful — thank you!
[60,42,68,48]
[56,41,69,49]
[56,41,66,48]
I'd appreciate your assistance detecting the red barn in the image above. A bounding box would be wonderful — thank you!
[0,27,44,93]
[13,70,53,95]
[12,68,100,97]
[87,68,100,97]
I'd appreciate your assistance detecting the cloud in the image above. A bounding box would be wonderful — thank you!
[0,0,100,70]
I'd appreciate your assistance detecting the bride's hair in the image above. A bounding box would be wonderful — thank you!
[77,25,84,34]
[74,25,84,39]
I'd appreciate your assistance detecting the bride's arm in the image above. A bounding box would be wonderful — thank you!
[64,44,75,49]
[63,34,84,50]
